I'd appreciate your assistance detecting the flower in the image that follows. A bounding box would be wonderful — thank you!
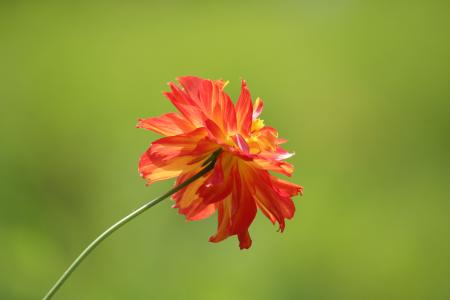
[137,76,303,249]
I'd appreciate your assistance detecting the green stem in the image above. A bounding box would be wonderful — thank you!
[43,149,222,300]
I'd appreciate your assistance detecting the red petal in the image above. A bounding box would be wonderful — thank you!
[238,230,252,249]
[137,113,195,136]
[250,169,301,232]
[258,147,294,161]
[177,76,203,102]
[179,77,214,118]
[252,158,294,176]
[163,82,204,127]
[166,77,238,134]
[172,170,216,221]
[209,162,257,249]
[208,195,233,243]
[271,176,303,197]
[197,153,234,204]
[138,128,211,184]
[216,89,237,133]
[204,119,227,143]
[189,204,217,221]
[235,80,253,136]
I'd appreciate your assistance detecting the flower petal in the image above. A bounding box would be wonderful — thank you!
[237,230,252,250]
[208,195,233,243]
[252,158,294,176]
[138,128,211,184]
[197,153,235,204]
[235,80,253,136]
[137,113,195,136]
[188,204,217,221]
[172,170,216,221]
[204,119,227,143]
[178,77,214,117]
[216,89,237,133]
[209,162,257,249]
[177,76,203,102]
[232,134,250,154]
[271,176,304,197]
[252,97,264,119]
[258,147,295,161]
[252,169,301,232]
[163,82,205,127]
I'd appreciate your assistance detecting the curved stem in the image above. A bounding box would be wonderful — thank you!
[43,149,222,300]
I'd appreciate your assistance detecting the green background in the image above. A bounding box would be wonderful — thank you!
[1,1,449,299]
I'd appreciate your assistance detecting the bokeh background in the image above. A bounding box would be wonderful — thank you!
[1,1,449,299]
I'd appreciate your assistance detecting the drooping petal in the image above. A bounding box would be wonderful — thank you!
[137,113,195,136]
[251,169,301,232]
[208,195,233,243]
[235,80,253,136]
[231,165,258,249]
[188,204,217,221]
[209,161,257,249]
[237,230,252,250]
[271,176,304,197]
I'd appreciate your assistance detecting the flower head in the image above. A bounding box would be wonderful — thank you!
[138,76,303,249]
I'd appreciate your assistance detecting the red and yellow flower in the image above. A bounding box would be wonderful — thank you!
[138,76,303,249]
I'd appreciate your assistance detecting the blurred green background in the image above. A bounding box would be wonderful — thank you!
[1,1,449,299]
